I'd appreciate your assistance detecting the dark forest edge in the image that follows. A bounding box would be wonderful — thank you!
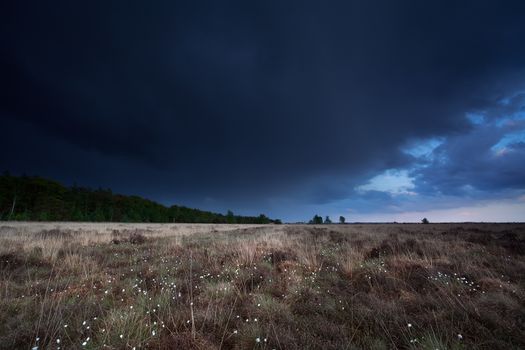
[0,173,281,224]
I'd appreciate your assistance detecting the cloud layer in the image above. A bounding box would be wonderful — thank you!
[1,1,525,221]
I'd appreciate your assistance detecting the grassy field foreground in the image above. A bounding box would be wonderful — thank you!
[0,222,524,349]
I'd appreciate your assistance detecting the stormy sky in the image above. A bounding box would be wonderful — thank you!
[2,1,525,222]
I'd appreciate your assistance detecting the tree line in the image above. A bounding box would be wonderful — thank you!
[0,173,281,224]
[309,215,346,224]
[308,214,431,224]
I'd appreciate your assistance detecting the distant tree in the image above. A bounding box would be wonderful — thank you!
[324,216,332,224]
[309,215,323,224]
[421,217,429,224]
[339,216,346,224]
[38,211,50,221]
[226,210,235,224]
[256,214,269,224]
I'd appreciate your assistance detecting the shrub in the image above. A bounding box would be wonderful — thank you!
[129,232,146,244]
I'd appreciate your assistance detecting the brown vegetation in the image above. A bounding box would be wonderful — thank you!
[0,222,524,349]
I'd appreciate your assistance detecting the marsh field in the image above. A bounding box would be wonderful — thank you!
[0,223,524,350]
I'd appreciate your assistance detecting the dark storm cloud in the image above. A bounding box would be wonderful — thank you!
[476,92,525,120]
[2,1,525,218]
[412,118,525,197]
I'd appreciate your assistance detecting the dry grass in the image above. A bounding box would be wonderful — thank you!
[0,222,524,349]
